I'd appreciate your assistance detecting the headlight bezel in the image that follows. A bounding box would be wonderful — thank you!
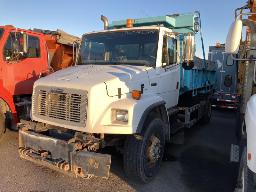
[111,109,129,124]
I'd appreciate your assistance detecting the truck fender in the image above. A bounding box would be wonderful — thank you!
[136,101,170,142]
[245,95,256,173]
[0,87,18,123]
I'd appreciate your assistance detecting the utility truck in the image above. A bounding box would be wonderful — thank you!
[208,44,239,109]
[0,25,80,139]
[18,12,216,183]
[225,0,256,191]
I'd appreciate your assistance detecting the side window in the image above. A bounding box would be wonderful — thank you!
[226,54,233,66]
[27,35,40,58]
[4,32,24,61]
[3,33,40,61]
[162,36,177,66]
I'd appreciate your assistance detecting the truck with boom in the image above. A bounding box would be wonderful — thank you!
[225,0,256,191]
[18,12,216,183]
[0,25,80,139]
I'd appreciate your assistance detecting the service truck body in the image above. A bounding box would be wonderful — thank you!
[19,12,216,183]
[225,1,256,191]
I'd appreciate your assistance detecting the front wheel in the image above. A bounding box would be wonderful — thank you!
[0,111,5,140]
[123,118,165,183]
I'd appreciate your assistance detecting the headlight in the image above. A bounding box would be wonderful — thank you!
[112,109,128,123]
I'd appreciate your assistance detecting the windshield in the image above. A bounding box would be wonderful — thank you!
[80,30,158,66]
[0,28,3,39]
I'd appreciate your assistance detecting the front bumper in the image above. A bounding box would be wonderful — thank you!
[19,129,111,179]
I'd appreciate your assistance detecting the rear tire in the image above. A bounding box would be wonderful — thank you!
[201,101,212,124]
[123,118,165,183]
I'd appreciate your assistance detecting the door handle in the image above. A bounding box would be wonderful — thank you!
[151,83,157,86]
[176,82,179,89]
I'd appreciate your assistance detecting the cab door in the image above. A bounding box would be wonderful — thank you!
[2,30,47,95]
[156,34,180,108]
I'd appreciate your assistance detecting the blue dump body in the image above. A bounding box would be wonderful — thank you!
[110,12,216,96]
[179,56,216,96]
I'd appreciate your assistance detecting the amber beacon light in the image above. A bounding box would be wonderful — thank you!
[126,19,134,28]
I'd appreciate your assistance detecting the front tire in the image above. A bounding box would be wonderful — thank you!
[0,111,5,140]
[123,118,165,183]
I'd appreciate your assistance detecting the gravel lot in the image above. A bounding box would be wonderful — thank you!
[0,110,238,192]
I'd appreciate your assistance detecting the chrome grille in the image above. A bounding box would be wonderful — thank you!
[37,89,87,126]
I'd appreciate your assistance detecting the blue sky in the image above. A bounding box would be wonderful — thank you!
[1,0,245,58]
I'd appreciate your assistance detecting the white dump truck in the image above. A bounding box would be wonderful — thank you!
[18,12,216,183]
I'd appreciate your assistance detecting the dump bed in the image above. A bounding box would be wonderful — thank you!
[180,57,216,96]
[34,28,80,71]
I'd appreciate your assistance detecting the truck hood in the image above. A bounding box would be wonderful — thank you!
[35,64,150,96]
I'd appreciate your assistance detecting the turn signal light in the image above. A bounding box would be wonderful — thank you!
[126,19,134,28]
[132,90,141,100]
[248,153,252,161]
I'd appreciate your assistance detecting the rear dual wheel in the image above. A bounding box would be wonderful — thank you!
[123,118,165,183]
[202,101,212,124]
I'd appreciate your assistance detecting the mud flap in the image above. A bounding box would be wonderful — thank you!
[19,129,111,179]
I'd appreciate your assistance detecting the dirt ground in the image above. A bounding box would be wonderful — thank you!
[0,110,238,192]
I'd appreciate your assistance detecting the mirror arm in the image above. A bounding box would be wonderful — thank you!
[236,12,256,20]
[230,54,256,61]
[254,62,256,84]
[235,4,249,18]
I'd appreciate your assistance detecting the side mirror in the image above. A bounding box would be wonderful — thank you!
[225,19,242,54]
[182,34,195,70]
[194,16,200,33]
[182,61,194,70]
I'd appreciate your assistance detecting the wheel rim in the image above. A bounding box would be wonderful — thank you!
[146,135,162,167]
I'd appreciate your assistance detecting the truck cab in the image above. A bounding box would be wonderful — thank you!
[19,12,216,183]
[0,25,79,138]
[0,26,50,132]
[31,25,181,134]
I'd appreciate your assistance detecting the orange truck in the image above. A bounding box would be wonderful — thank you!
[0,25,80,139]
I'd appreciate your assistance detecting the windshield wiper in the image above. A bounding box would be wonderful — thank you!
[78,60,153,67]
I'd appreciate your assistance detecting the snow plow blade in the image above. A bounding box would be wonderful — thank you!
[19,129,111,179]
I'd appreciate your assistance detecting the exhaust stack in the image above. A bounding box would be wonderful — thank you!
[101,15,109,30]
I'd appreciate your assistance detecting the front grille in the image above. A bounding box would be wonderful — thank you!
[36,88,87,127]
